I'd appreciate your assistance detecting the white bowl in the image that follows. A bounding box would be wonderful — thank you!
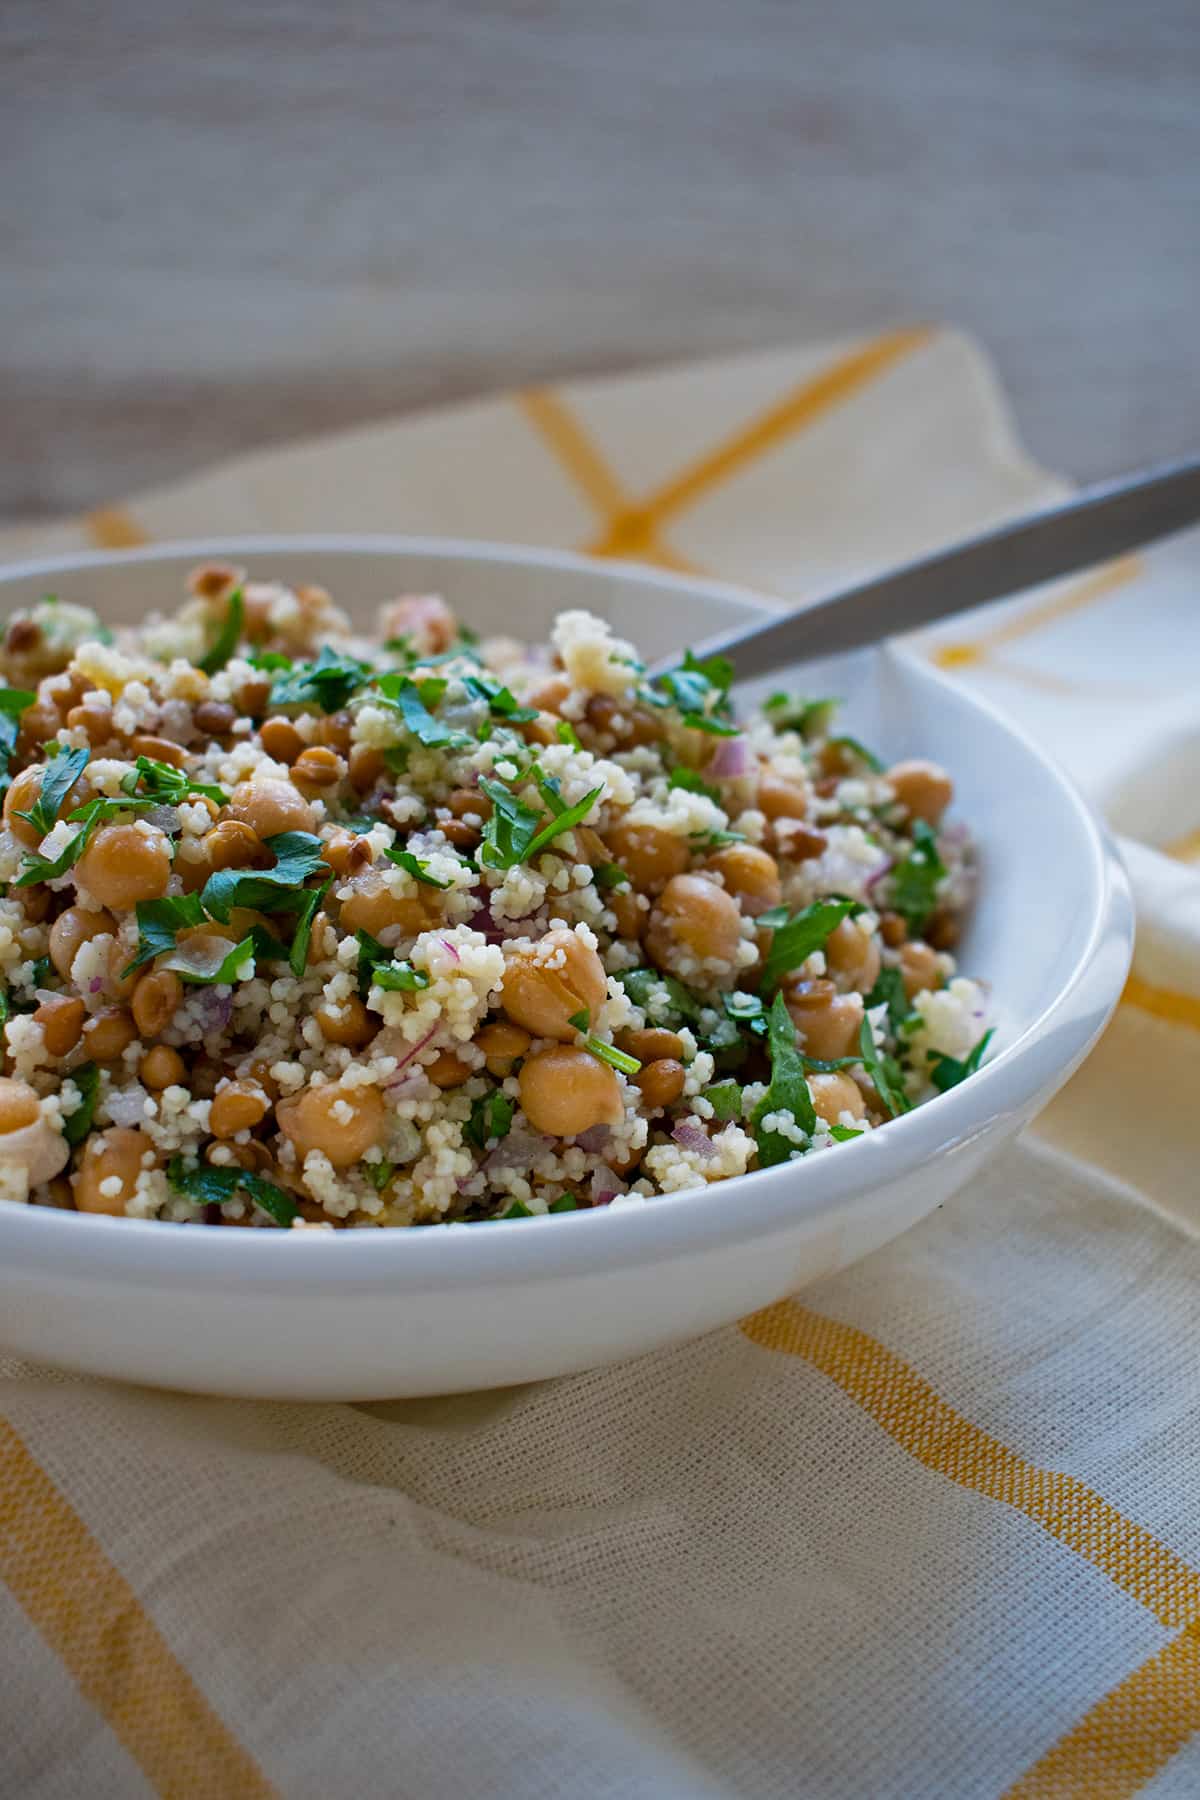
[0,540,1133,1399]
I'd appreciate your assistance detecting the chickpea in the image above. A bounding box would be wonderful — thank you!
[313,712,353,755]
[0,1077,42,1134]
[525,674,572,714]
[518,1047,624,1136]
[0,1078,69,1185]
[784,980,865,1061]
[259,717,303,764]
[139,1044,186,1089]
[277,1081,386,1169]
[380,593,458,655]
[517,713,561,749]
[886,760,953,826]
[4,761,86,849]
[33,995,85,1058]
[609,888,644,940]
[501,928,609,1039]
[291,746,345,789]
[82,1007,137,1063]
[703,844,781,918]
[73,1127,152,1215]
[441,821,480,851]
[17,883,50,924]
[338,871,434,939]
[635,1058,686,1110]
[228,779,316,839]
[645,874,743,975]
[824,918,882,994]
[320,830,372,877]
[809,1071,867,1128]
[194,699,236,737]
[233,674,271,717]
[757,768,810,821]
[210,1081,270,1139]
[77,824,171,910]
[348,745,385,791]
[446,788,493,822]
[899,941,942,999]
[247,1059,281,1101]
[616,1027,684,1062]
[48,907,117,982]
[188,560,244,601]
[605,819,689,894]
[66,703,119,745]
[314,994,376,1049]
[425,1050,471,1088]
[203,819,268,875]
[131,969,182,1039]
[927,913,959,952]
[474,1020,532,1076]
[129,735,188,768]
[879,912,907,949]
[767,819,827,863]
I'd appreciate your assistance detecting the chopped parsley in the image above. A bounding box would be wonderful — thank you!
[167,1156,299,1227]
[13,796,107,888]
[827,734,884,773]
[830,1124,864,1142]
[62,1062,100,1148]
[15,745,90,840]
[123,893,206,977]
[864,967,913,1035]
[857,1017,911,1118]
[703,1079,743,1121]
[462,673,539,722]
[593,862,629,891]
[200,830,328,921]
[762,693,838,737]
[567,1009,590,1032]
[583,1036,640,1076]
[366,1159,396,1192]
[476,774,603,871]
[723,989,768,1033]
[927,1028,994,1093]
[0,686,34,795]
[286,878,332,978]
[617,967,703,1024]
[651,649,739,736]
[548,1194,578,1213]
[464,1089,515,1151]
[757,897,864,994]
[751,991,816,1168]
[269,645,371,713]
[889,821,946,934]
[498,1199,534,1220]
[384,847,453,889]
[375,674,462,747]
[371,959,430,992]
[555,720,583,751]
[119,754,227,809]
[669,767,720,803]
[197,587,245,675]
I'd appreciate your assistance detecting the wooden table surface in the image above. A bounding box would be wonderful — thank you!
[4,0,1198,522]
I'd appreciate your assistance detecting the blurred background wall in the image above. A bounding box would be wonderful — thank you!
[4,0,1197,523]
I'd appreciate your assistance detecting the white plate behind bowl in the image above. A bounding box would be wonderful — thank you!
[0,540,1133,1399]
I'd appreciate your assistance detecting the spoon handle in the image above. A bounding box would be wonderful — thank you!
[663,456,1200,681]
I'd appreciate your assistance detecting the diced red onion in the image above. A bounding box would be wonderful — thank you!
[672,1119,717,1159]
[392,1024,439,1074]
[439,938,461,964]
[483,1127,555,1172]
[88,977,104,994]
[705,734,754,780]
[589,1164,627,1205]
[864,855,894,894]
[573,1125,611,1155]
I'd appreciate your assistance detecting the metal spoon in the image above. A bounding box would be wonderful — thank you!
[654,456,1200,680]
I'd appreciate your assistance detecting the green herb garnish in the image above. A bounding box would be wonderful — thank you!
[476,774,603,871]
[830,1124,864,1142]
[62,1062,100,1147]
[463,674,539,723]
[13,796,105,888]
[555,720,583,750]
[827,734,884,773]
[703,1079,743,1121]
[0,687,34,795]
[15,745,90,840]
[751,991,816,1168]
[889,821,946,935]
[167,1156,298,1227]
[366,1159,396,1192]
[617,967,702,1024]
[269,645,371,713]
[119,754,227,809]
[762,693,838,736]
[583,1036,640,1076]
[464,1089,515,1152]
[197,587,245,675]
[757,897,864,994]
[371,960,430,992]
[864,967,913,1035]
[498,1199,534,1220]
[123,893,206,977]
[723,990,768,1034]
[200,830,328,922]
[857,1017,911,1118]
[286,877,332,977]
[669,767,721,803]
[927,1028,994,1093]
[384,847,453,889]
[375,674,460,747]
[593,862,629,891]
[548,1194,578,1212]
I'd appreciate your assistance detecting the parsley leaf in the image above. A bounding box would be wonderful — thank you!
[268,645,371,713]
[723,990,768,1034]
[548,1194,578,1212]
[617,967,702,1024]
[167,1156,298,1227]
[166,928,284,987]
[123,893,206,976]
[0,687,34,795]
[477,778,540,869]
[830,1124,864,1142]
[13,797,105,888]
[555,720,583,750]
[286,877,332,977]
[669,767,720,803]
[384,846,452,888]
[464,1089,515,1151]
[758,897,864,994]
[462,674,539,723]
[499,1199,534,1219]
[652,650,739,735]
[375,674,459,746]
[857,1017,911,1118]
[200,830,328,921]
[371,960,430,992]
[864,967,912,1035]
[119,754,227,809]
[889,821,946,934]
[366,1159,395,1192]
[526,783,603,859]
[927,1028,994,1093]
[593,862,629,891]
[62,1061,100,1147]
[703,1079,743,1121]
[751,991,816,1167]
[762,693,838,736]
[827,733,884,773]
[197,587,244,675]
[16,745,90,840]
